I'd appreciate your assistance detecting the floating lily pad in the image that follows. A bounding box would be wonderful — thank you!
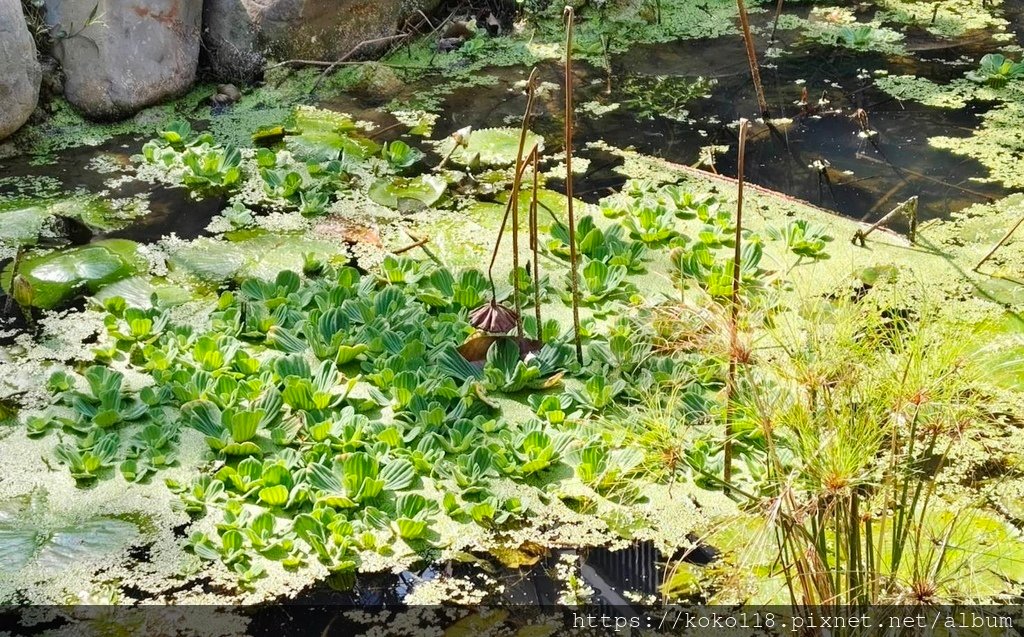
[368,175,447,211]
[1,239,144,309]
[168,233,348,283]
[0,202,50,249]
[92,275,193,309]
[284,106,379,163]
[0,489,139,574]
[437,127,544,167]
[167,238,248,281]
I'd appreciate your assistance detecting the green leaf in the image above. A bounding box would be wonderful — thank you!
[380,458,416,490]
[367,175,447,211]
[258,485,290,507]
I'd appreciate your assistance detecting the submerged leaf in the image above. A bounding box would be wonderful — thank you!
[367,175,447,211]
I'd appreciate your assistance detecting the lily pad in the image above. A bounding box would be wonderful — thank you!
[0,202,50,250]
[437,127,544,167]
[0,489,139,574]
[92,275,194,309]
[368,175,447,211]
[1,239,144,309]
[168,238,249,282]
[168,234,348,283]
[284,106,379,163]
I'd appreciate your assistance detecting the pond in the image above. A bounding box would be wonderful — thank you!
[0,0,1023,630]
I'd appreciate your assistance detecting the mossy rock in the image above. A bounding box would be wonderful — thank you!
[1,239,144,310]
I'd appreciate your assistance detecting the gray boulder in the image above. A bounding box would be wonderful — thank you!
[0,0,42,139]
[203,0,441,83]
[45,0,202,119]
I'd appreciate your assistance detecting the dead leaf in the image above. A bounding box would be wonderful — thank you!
[314,219,382,247]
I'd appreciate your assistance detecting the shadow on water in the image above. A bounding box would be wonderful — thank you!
[244,540,705,636]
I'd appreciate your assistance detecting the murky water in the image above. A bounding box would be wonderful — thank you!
[252,541,679,629]
[436,24,1012,224]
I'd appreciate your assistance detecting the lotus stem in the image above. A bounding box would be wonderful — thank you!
[770,0,784,43]
[485,69,541,340]
[487,156,536,302]
[528,145,543,337]
[737,0,770,117]
[725,118,750,489]
[510,68,541,341]
[564,6,583,365]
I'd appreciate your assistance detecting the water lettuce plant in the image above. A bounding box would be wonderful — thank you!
[966,53,1024,87]
[767,219,833,260]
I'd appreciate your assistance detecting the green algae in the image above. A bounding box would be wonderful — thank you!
[876,0,1008,38]
[873,75,979,109]
[777,8,906,55]
[932,99,1024,188]
[872,71,1024,189]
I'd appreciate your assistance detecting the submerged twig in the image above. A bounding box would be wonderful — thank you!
[564,6,583,364]
[737,0,770,117]
[974,214,1024,272]
[852,196,918,247]
[725,118,751,489]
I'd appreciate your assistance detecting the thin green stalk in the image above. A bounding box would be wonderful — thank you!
[509,68,541,342]
[528,145,543,337]
[724,118,750,487]
[890,404,921,578]
[563,6,583,364]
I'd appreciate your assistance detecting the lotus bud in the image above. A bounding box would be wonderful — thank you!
[12,275,34,308]
[469,300,518,334]
[452,126,473,148]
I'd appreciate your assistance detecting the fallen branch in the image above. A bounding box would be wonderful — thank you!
[852,196,917,246]
[311,33,415,92]
[393,235,431,254]
[266,59,432,71]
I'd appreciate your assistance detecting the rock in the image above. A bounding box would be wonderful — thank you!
[349,62,403,100]
[216,83,241,102]
[201,0,264,83]
[202,0,442,83]
[0,0,42,140]
[44,0,202,120]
